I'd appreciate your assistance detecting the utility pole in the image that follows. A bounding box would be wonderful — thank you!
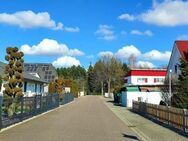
[169,69,172,106]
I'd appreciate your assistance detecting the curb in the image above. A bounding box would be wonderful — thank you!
[104,101,151,141]
[0,100,74,133]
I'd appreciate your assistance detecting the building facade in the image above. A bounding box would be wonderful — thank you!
[124,69,167,86]
[167,40,188,76]
[0,62,48,96]
[24,63,58,83]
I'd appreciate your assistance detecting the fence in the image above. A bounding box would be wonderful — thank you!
[0,93,74,130]
[132,101,188,133]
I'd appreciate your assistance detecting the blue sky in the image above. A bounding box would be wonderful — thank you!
[0,0,188,68]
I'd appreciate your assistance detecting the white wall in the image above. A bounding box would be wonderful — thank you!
[44,84,49,93]
[0,81,4,95]
[125,76,165,85]
[167,44,181,76]
[121,91,162,107]
[65,87,71,93]
[104,93,114,98]
[79,91,85,97]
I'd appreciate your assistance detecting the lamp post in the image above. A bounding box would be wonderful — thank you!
[169,69,172,106]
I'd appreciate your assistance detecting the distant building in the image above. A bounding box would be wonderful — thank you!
[0,62,48,96]
[122,69,167,107]
[167,40,188,76]
[124,69,167,86]
[24,63,58,83]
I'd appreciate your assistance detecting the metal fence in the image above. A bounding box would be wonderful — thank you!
[0,93,74,130]
[132,101,188,133]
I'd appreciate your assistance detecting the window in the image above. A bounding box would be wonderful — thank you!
[48,76,51,79]
[175,65,177,74]
[137,78,148,83]
[154,78,164,83]
[44,75,48,80]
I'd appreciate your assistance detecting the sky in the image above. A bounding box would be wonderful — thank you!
[0,0,188,68]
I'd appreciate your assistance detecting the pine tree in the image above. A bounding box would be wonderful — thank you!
[87,64,95,94]
[171,57,188,108]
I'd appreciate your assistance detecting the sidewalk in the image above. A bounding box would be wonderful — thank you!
[104,98,188,141]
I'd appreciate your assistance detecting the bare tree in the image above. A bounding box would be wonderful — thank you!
[93,60,106,95]
[161,74,178,105]
[99,55,124,94]
[128,54,136,69]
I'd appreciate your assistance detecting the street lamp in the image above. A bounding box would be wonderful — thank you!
[169,69,172,106]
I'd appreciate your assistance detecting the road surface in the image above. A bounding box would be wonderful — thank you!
[0,96,139,141]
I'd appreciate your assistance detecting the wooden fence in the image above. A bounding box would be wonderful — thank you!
[132,101,188,133]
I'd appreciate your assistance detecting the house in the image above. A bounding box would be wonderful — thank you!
[24,63,58,93]
[24,63,58,83]
[121,69,167,107]
[124,69,167,86]
[167,40,188,76]
[0,61,48,97]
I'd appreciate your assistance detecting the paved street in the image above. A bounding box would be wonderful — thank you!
[0,96,139,141]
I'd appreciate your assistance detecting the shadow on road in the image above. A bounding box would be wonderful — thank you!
[106,100,122,107]
[122,133,140,140]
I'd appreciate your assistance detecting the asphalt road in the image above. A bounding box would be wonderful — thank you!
[0,96,139,141]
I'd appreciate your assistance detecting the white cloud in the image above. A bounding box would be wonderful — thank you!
[136,61,156,68]
[118,13,135,21]
[98,51,114,57]
[20,38,84,56]
[86,55,94,59]
[177,34,188,40]
[97,44,171,66]
[130,30,153,36]
[95,25,116,41]
[0,10,80,31]
[52,56,80,68]
[119,1,188,26]
[64,27,80,32]
[140,0,188,26]
[103,45,171,63]
[0,11,62,30]
[143,50,171,61]
[115,45,141,59]
[97,44,171,68]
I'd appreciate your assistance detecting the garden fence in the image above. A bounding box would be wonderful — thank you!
[132,101,188,133]
[0,93,74,130]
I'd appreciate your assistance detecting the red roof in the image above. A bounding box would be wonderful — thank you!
[126,69,167,77]
[175,40,188,60]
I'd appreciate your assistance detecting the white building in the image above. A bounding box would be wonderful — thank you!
[0,61,48,97]
[121,91,163,107]
[124,69,167,86]
[121,69,167,107]
[167,40,188,76]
